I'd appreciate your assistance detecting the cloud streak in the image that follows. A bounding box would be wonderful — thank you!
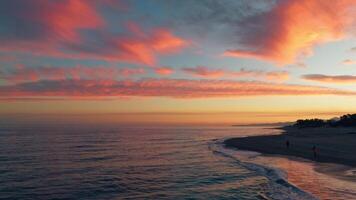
[182,66,225,78]
[0,66,145,84]
[302,74,356,84]
[1,78,356,100]
[182,66,289,81]
[342,59,356,65]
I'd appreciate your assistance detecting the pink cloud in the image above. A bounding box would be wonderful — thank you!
[302,74,356,84]
[154,67,174,76]
[182,66,225,78]
[182,66,289,81]
[1,78,356,100]
[110,28,188,65]
[22,27,188,65]
[228,69,289,82]
[43,0,104,42]
[0,55,18,62]
[224,0,356,65]
[0,0,104,48]
[0,1,188,65]
[1,66,145,84]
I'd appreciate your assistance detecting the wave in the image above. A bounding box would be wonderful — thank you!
[209,139,318,200]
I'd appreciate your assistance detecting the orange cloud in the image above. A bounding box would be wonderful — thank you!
[342,59,356,65]
[154,67,174,75]
[112,28,188,65]
[1,79,356,100]
[182,66,289,81]
[224,0,356,65]
[302,74,356,84]
[151,29,188,53]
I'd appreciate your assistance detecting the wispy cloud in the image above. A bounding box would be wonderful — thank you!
[1,78,356,100]
[182,66,289,81]
[182,66,225,78]
[342,59,356,65]
[0,66,145,84]
[302,74,356,83]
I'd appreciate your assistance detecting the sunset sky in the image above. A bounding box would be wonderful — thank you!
[1,0,356,125]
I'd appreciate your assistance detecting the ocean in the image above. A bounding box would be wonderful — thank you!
[1,124,355,199]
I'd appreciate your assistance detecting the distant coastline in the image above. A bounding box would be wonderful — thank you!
[232,122,293,127]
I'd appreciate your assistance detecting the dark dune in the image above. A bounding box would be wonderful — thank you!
[224,126,356,167]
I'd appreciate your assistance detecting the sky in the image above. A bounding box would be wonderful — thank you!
[1,0,356,125]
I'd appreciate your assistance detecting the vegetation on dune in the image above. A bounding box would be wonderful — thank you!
[294,114,356,128]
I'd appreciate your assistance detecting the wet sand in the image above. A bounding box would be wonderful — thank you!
[225,126,356,167]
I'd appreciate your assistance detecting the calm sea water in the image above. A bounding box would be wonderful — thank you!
[0,124,355,199]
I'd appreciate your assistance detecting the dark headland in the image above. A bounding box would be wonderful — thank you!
[225,114,356,167]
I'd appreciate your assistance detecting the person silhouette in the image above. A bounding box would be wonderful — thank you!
[286,140,290,149]
[312,145,317,159]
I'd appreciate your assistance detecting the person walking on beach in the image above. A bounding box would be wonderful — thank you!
[312,145,317,159]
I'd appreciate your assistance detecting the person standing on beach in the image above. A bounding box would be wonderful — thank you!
[286,140,290,149]
[312,145,317,159]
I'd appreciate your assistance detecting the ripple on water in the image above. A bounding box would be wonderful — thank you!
[0,125,352,199]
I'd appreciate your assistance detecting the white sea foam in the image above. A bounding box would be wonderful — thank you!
[209,139,317,200]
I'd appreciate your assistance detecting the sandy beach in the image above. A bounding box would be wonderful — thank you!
[225,126,356,167]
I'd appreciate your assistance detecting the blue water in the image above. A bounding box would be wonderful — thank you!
[0,125,321,199]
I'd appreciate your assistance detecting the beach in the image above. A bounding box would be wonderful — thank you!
[225,126,356,167]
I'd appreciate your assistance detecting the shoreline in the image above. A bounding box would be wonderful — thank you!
[224,126,356,179]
